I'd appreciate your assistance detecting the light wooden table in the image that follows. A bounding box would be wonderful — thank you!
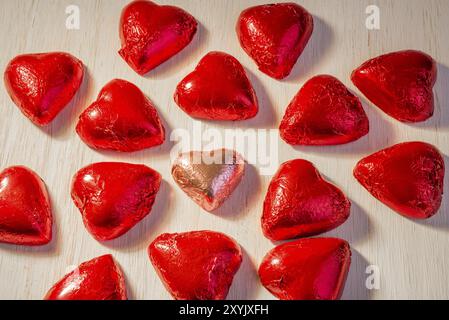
[0,0,448,300]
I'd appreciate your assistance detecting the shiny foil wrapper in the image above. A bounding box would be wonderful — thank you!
[171,149,245,211]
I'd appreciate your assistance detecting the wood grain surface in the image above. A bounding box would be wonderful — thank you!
[0,0,448,300]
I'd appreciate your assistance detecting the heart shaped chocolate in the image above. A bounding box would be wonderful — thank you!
[0,166,52,246]
[174,51,258,120]
[71,162,161,241]
[149,230,242,300]
[4,52,84,125]
[76,79,165,152]
[171,149,245,211]
[262,159,351,241]
[45,254,127,300]
[119,0,197,75]
[354,141,445,219]
[259,237,351,300]
[236,3,313,79]
[280,75,369,145]
[351,50,437,122]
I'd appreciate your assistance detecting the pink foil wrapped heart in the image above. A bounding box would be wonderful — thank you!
[171,149,245,212]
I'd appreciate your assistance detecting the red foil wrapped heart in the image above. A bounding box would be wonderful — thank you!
[262,159,350,241]
[76,79,165,152]
[119,0,197,75]
[171,149,245,212]
[0,166,52,246]
[148,230,242,300]
[280,75,369,145]
[174,51,258,120]
[236,3,313,79]
[4,52,84,125]
[71,162,161,241]
[354,141,445,219]
[259,237,351,300]
[45,254,127,300]
[351,50,437,122]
